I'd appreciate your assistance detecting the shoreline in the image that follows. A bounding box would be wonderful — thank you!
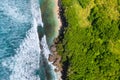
[54,0,62,37]
[48,0,63,80]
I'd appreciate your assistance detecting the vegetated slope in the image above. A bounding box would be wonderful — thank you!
[57,0,120,80]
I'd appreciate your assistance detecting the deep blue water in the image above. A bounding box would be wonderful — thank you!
[0,0,57,80]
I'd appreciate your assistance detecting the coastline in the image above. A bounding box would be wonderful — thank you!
[47,0,120,80]
[54,0,62,37]
[39,0,64,79]
[48,0,63,80]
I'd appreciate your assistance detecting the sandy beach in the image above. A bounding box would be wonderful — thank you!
[54,0,62,37]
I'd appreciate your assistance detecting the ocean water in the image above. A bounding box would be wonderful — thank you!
[40,0,60,46]
[0,0,57,80]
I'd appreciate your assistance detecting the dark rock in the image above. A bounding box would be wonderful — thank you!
[48,54,55,62]
[50,45,56,52]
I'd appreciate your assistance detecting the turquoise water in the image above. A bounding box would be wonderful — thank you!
[0,0,57,80]
[40,0,59,46]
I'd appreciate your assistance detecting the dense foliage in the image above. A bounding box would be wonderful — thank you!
[57,0,120,80]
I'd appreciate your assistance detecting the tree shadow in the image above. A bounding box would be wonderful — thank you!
[58,0,68,42]
[61,56,70,80]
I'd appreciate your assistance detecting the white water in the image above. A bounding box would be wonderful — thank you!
[0,0,31,23]
[2,18,41,80]
[8,0,43,80]
[1,0,59,79]
[2,0,43,80]
[31,0,43,27]
[9,18,41,80]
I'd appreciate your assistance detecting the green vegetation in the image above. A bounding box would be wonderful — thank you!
[78,0,91,8]
[57,0,120,80]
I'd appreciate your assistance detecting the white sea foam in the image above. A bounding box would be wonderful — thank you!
[41,35,59,80]
[7,0,43,79]
[9,18,41,80]
[0,1,30,23]
[2,18,41,80]
[1,0,59,79]
[41,35,51,59]
[2,0,43,80]
[31,0,44,27]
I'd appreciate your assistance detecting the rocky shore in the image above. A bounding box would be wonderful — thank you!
[49,38,63,80]
[48,39,62,72]
[48,0,69,79]
[48,0,65,80]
